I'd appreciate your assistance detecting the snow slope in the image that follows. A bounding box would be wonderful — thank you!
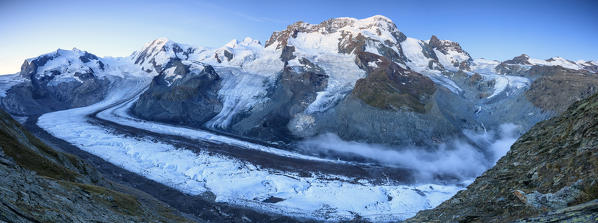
[528,57,581,70]
[22,48,108,85]
[400,37,434,73]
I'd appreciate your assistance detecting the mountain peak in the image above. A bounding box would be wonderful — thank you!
[326,15,394,27]
[502,54,532,65]
[428,35,441,47]
[142,37,170,50]
[323,15,398,31]
[265,15,403,50]
[364,15,393,22]
[131,37,197,73]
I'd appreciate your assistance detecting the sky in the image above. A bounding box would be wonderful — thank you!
[0,0,597,74]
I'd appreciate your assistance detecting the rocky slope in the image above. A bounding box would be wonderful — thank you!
[406,92,598,222]
[132,60,223,126]
[0,109,193,222]
[525,65,598,113]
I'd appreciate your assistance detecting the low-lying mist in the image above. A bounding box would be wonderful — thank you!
[298,124,520,183]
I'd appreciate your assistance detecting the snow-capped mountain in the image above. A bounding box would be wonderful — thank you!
[488,54,598,75]
[1,49,112,115]
[20,48,106,83]
[1,14,597,222]
[1,15,597,145]
[124,16,598,146]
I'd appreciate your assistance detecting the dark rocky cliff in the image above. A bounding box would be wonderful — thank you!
[132,61,223,126]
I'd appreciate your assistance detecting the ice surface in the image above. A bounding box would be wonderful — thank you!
[301,53,366,113]
[484,74,530,99]
[425,73,463,94]
[200,40,283,128]
[269,15,408,113]
[284,28,369,113]
[37,76,464,221]
[205,67,273,129]
[0,74,26,97]
[98,88,346,163]
[471,58,500,74]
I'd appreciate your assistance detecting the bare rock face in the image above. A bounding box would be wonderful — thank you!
[406,93,598,222]
[428,35,473,70]
[429,35,469,56]
[525,65,598,113]
[132,60,222,126]
[504,54,533,65]
[352,52,436,113]
[513,199,598,222]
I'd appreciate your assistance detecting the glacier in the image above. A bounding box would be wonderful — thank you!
[37,76,463,222]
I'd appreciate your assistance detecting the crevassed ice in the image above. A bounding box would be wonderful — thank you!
[200,39,283,128]
[302,53,365,113]
[485,74,530,99]
[38,76,463,222]
[206,67,272,128]
[287,31,366,113]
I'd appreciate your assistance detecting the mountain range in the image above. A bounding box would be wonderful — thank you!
[1,15,597,222]
[3,15,597,148]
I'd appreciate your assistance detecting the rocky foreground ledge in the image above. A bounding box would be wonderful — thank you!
[406,93,598,222]
[0,109,193,222]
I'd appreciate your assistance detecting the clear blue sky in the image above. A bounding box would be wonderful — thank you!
[1,0,596,74]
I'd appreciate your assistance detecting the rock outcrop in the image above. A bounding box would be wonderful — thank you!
[352,52,436,113]
[0,109,193,222]
[525,65,598,113]
[406,92,598,222]
[132,60,223,126]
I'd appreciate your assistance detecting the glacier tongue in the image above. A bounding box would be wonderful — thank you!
[36,75,464,222]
